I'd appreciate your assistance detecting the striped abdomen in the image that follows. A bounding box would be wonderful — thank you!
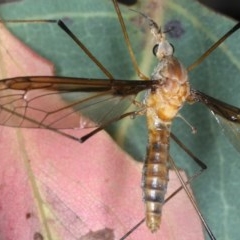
[142,121,171,232]
[142,55,190,232]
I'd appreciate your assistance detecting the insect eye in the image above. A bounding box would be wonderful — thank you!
[152,42,175,58]
[152,44,159,56]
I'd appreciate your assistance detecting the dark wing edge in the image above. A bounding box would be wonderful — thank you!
[0,76,156,129]
[190,89,240,152]
[190,89,240,123]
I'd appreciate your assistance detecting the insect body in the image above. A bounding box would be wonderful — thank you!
[141,15,190,232]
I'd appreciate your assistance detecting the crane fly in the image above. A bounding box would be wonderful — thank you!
[1,0,240,239]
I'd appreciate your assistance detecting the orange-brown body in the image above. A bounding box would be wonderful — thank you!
[142,23,190,231]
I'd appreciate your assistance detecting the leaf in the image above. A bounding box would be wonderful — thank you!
[0,0,240,239]
[0,1,204,240]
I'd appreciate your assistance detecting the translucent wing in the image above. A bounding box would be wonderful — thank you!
[214,115,240,152]
[191,89,240,152]
[0,76,156,129]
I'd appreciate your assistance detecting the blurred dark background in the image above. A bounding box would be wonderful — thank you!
[117,0,240,21]
[117,0,137,6]
[197,0,240,21]
[0,0,239,21]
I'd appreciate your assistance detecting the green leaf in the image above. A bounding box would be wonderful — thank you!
[1,0,240,239]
